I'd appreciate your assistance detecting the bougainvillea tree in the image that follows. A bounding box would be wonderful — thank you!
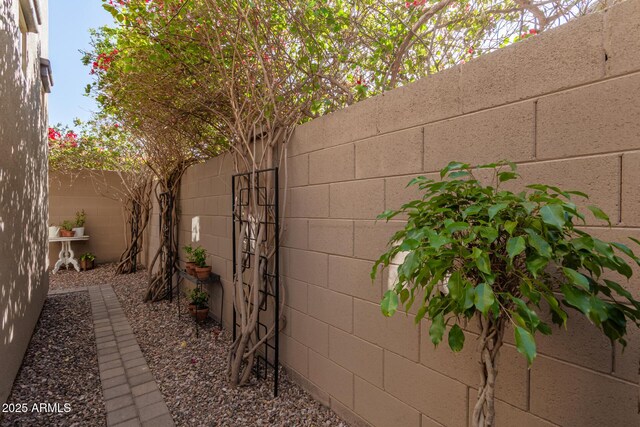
[193,0,355,387]
[87,0,356,384]
[85,0,227,301]
[48,118,153,274]
[373,162,640,427]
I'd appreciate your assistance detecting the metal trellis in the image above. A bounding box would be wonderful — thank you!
[231,167,280,397]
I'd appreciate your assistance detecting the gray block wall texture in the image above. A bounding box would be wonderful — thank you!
[0,0,50,405]
[48,170,128,267]
[148,0,640,425]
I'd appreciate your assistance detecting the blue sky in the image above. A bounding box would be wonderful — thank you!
[48,0,112,127]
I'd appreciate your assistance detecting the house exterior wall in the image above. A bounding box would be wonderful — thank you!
[48,170,128,266]
[0,0,50,405]
[151,0,640,425]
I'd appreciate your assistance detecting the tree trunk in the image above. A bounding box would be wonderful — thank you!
[145,168,184,302]
[472,314,506,427]
[116,191,151,274]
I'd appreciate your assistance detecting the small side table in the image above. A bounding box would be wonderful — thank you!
[49,236,90,273]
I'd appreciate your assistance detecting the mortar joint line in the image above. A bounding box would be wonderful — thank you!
[465,386,471,427]
[526,367,531,412]
[611,342,616,375]
[352,143,356,181]
[381,349,385,391]
[421,127,426,172]
[618,153,623,225]
[533,99,538,159]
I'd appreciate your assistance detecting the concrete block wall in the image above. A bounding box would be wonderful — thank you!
[176,155,236,326]
[161,1,640,425]
[49,171,127,266]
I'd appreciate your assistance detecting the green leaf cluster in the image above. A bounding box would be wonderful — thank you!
[374,161,640,365]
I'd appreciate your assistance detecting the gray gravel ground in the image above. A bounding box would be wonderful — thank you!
[49,263,116,292]
[106,265,348,427]
[0,292,105,427]
[45,263,349,426]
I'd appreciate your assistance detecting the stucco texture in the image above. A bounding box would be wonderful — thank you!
[0,0,50,405]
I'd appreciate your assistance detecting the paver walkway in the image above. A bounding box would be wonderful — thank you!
[89,285,175,427]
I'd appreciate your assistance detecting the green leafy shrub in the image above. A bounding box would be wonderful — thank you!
[80,252,96,261]
[189,288,209,308]
[183,244,196,263]
[192,247,208,268]
[75,209,87,227]
[372,161,640,426]
[60,220,75,231]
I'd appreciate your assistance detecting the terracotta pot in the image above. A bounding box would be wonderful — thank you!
[188,303,196,317]
[80,259,94,271]
[195,306,209,322]
[195,266,211,280]
[59,229,75,237]
[185,262,196,276]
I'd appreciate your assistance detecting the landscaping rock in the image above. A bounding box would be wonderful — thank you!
[109,265,348,427]
[0,293,105,427]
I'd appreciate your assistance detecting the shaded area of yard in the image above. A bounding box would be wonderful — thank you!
[107,264,346,427]
[48,263,348,426]
[0,292,105,427]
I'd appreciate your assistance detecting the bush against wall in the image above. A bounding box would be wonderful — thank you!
[373,161,640,427]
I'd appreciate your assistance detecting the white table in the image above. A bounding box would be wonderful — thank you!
[49,236,90,273]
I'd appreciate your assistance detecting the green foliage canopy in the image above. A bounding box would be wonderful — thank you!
[48,118,145,173]
[373,162,640,364]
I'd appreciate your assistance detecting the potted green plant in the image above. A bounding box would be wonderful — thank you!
[73,209,86,237]
[189,288,209,321]
[59,220,75,237]
[193,247,211,280]
[80,252,96,271]
[183,244,197,276]
[373,161,640,427]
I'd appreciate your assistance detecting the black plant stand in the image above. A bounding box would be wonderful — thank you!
[178,269,224,337]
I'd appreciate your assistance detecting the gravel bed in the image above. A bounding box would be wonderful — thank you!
[1,293,105,427]
[49,263,118,292]
[106,264,348,427]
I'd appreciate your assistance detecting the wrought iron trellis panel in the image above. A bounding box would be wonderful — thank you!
[232,167,280,397]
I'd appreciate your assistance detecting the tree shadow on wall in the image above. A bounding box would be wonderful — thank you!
[0,0,49,403]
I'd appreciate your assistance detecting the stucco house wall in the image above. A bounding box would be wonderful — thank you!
[148,1,640,425]
[0,0,50,405]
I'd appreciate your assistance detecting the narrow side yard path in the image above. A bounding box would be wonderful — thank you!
[48,264,348,426]
[89,285,174,427]
[0,292,105,427]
